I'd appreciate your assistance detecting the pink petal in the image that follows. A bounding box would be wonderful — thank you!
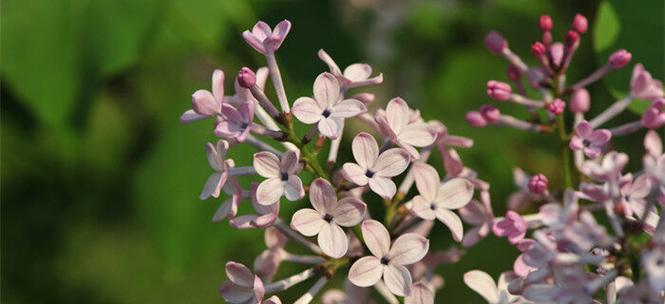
[269,20,291,50]
[238,100,254,122]
[398,123,436,147]
[348,256,384,287]
[385,98,409,134]
[569,135,585,150]
[463,270,499,303]
[180,109,207,123]
[219,281,253,303]
[410,195,436,220]
[243,31,266,54]
[458,201,487,225]
[630,175,652,198]
[225,262,255,287]
[575,121,592,137]
[212,69,225,101]
[388,233,429,265]
[318,117,341,138]
[291,208,325,236]
[318,223,348,258]
[461,227,484,248]
[343,64,372,82]
[435,178,474,209]
[313,73,341,108]
[213,198,237,222]
[284,175,304,201]
[373,148,410,177]
[292,97,323,124]
[383,264,412,296]
[342,163,369,186]
[331,99,367,118]
[368,176,397,199]
[253,152,280,178]
[331,198,366,227]
[205,142,224,171]
[412,162,440,201]
[317,49,342,75]
[256,178,284,205]
[310,178,337,213]
[434,208,464,241]
[645,130,663,156]
[352,132,379,169]
[191,89,219,116]
[264,226,287,248]
[200,172,226,199]
[361,219,391,257]
[405,282,434,304]
[229,215,258,229]
[221,103,244,124]
[589,129,611,145]
[280,150,300,174]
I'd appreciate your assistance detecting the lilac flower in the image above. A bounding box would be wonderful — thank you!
[230,183,280,229]
[243,20,291,55]
[409,162,474,241]
[404,282,435,304]
[459,191,495,247]
[212,179,244,222]
[253,227,287,282]
[507,168,537,211]
[492,211,527,244]
[215,101,255,142]
[375,98,436,158]
[318,49,383,89]
[342,132,411,199]
[464,270,519,304]
[291,178,366,258]
[581,151,628,181]
[181,69,224,122]
[253,149,304,205]
[569,120,611,159]
[219,262,265,304]
[642,98,665,129]
[200,140,233,199]
[348,220,429,296]
[292,73,366,138]
[631,64,664,100]
[619,174,652,221]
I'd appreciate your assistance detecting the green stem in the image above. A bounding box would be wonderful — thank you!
[556,115,574,188]
[286,120,329,180]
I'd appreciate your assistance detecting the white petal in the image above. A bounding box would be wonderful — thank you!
[292,97,323,124]
[343,63,372,82]
[318,223,349,258]
[331,99,367,118]
[331,198,366,227]
[280,150,300,174]
[291,208,325,237]
[405,282,434,304]
[212,69,225,101]
[343,163,369,186]
[200,172,225,200]
[361,219,391,257]
[191,89,219,116]
[256,178,284,205]
[412,162,440,201]
[225,262,255,287]
[348,256,383,287]
[352,132,379,169]
[309,178,337,213]
[219,282,253,303]
[410,195,436,220]
[369,176,397,199]
[205,141,224,171]
[283,175,305,201]
[180,109,207,123]
[398,123,436,147]
[463,270,499,304]
[435,178,474,209]
[373,148,410,177]
[318,118,341,138]
[435,208,464,242]
[388,233,429,265]
[253,152,280,178]
[385,98,409,134]
[314,72,341,107]
[383,264,412,296]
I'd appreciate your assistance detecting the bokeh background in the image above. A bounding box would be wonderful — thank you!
[2,0,663,303]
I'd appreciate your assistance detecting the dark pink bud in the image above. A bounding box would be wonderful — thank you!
[480,105,501,123]
[570,89,590,113]
[237,67,257,88]
[572,14,588,33]
[608,49,632,69]
[539,15,553,31]
[546,99,566,115]
[528,174,548,194]
[487,80,512,101]
[531,42,546,57]
[565,30,580,47]
[466,111,487,128]
[507,65,521,81]
[484,31,507,54]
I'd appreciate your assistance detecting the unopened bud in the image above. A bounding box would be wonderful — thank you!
[572,14,588,33]
[487,80,512,101]
[237,67,257,88]
[565,30,580,48]
[528,174,548,194]
[546,99,566,115]
[480,105,501,123]
[539,15,553,31]
[531,42,546,57]
[570,89,590,113]
[507,65,522,81]
[608,49,632,69]
[466,111,487,128]
[484,31,507,54]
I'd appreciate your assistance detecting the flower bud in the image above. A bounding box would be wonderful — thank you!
[484,31,507,54]
[572,14,588,33]
[546,99,565,115]
[608,49,632,69]
[237,67,257,88]
[528,174,548,194]
[570,89,590,113]
[565,30,580,48]
[480,105,501,123]
[531,42,546,57]
[487,80,512,101]
[507,65,521,81]
[539,15,553,31]
[466,111,487,128]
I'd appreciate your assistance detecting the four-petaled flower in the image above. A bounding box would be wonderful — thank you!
[215,101,255,142]
[253,149,304,205]
[318,49,384,89]
[181,69,224,123]
[569,120,611,159]
[219,262,265,304]
[342,132,411,199]
[292,73,367,138]
[291,178,367,258]
[243,20,291,55]
[348,220,429,296]
[631,64,664,100]
[200,140,234,200]
[375,97,436,158]
[409,162,474,241]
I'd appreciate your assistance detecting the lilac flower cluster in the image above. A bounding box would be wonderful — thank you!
[181,15,664,303]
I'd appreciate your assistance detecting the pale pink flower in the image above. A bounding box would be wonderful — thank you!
[253,227,287,282]
[290,178,366,258]
[409,162,474,241]
[215,101,255,142]
[200,140,234,200]
[348,220,429,296]
[375,98,436,158]
[181,69,224,123]
[492,211,527,244]
[212,179,244,222]
[318,49,384,89]
[292,73,366,138]
[631,64,664,100]
[642,244,665,292]
[342,132,411,199]
[464,270,519,304]
[581,151,628,181]
[459,191,495,247]
[619,174,652,221]
[243,20,291,55]
[507,168,536,211]
[219,262,265,304]
[569,120,611,159]
[253,149,304,205]
[230,183,280,229]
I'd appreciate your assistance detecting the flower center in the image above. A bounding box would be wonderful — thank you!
[365,170,375,178]
[323,214,334,222]
[380,256,390,265]
[280,172,289,181]
[321,109,331,118]
[240,122,249,130]
[430,203,436,210]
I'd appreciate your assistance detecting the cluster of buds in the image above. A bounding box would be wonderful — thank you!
[181,15,664,303]
[461,14,665,304]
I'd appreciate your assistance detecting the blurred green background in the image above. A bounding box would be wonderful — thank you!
[2,0,663,303]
